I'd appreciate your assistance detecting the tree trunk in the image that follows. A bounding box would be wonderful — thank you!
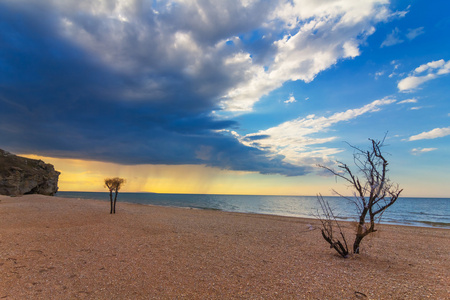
[109,190,113,214]
[113,190,118,214]
[321,230,349,258]
[353,234,364,254]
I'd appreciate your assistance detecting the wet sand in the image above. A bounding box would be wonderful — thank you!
[0,194,448,299]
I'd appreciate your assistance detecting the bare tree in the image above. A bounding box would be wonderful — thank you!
[318,137,402,256]
[104,177,126,214]
[317,194,350,258]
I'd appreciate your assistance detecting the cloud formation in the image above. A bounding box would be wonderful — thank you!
[221,0,391,111]
[0,0,394,176]
[284,94,296,104]
[236,98,396,167]
[397,98,418,104]
[406,27,425,40]
[409,127,450,141]
[381,26,424,48]
[411,148,437,155]
[381,27,403,47]
[398,59,450,92]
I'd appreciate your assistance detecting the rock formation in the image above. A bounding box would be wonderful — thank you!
[0,149,60,196]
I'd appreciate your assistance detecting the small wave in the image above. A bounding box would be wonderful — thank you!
[416,221,450,228]
[409,211,447,217]
[194,206,222,211]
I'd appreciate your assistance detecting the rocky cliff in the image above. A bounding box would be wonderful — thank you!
[0,149,60,196]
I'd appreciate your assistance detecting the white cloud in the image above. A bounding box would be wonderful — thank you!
[381,27,403,48]
[409,127,450,141]
[387,60,402,78]
[411,148,437,155]
[406,27,425,40]
[390,5,410,18]
[381,25,424,48]
[414,59,446,73]
[391,60,400,67]
[238,98,395,166]
[219,0,393,111]
[343,40,360,58]
[398,98,417,104]
[375,71,384,79]
[398,74,436,92]
[398,59,450,92]
[284,94,296,104]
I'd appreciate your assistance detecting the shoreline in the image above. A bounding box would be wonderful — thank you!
[1,194,449,299]
[55,192,450,229]
[76,199,450,229]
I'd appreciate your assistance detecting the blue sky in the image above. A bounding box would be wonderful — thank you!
[1,0,449,196]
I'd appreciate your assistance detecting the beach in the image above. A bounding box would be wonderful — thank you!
[0,195,449,299]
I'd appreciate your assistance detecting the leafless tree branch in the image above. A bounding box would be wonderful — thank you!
[316,136,402,256]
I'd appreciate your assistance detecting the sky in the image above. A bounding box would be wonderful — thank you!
[1,0,449,197]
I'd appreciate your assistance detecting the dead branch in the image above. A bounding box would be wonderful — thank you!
[316,136,402,256]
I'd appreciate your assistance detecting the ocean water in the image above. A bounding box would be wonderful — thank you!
[56,192,450,228]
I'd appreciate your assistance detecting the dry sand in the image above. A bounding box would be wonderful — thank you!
[0,194,448,299]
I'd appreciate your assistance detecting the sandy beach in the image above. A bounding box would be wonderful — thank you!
[0,195,448,299]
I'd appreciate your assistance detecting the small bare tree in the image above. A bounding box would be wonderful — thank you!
[317,194,350,257]
[104,177,126,214]
[318,137,402,257]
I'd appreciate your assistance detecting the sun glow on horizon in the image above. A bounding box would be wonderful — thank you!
[21,154,325,196]
[19,154,450,198]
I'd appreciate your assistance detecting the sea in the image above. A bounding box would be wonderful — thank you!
[56,192,450,229]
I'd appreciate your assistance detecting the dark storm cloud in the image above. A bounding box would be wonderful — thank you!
[0,1,310,176]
